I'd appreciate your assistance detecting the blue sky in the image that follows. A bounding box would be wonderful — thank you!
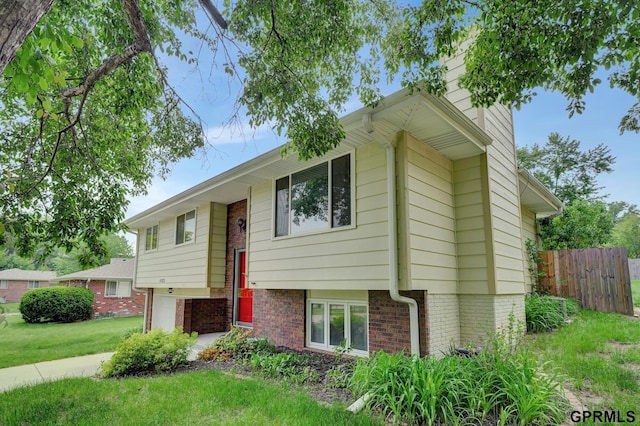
[126,25,640,224]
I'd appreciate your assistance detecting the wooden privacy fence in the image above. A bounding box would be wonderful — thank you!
[538,247,634,316]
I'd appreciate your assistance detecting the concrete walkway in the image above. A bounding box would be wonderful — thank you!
[0,332,224,393]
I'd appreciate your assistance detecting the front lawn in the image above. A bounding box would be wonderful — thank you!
[0,315,142,368]
[529,309,640,414]
[0,369,380,426]
[0,302,20,313]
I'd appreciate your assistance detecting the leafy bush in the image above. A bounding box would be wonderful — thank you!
[525,294,577,333]
[250,352,319,384]
[19,286,93,323]
[100,328,197,377]
[349,330,568,425]
[197,326,274,362]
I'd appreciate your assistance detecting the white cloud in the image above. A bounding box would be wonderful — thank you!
[204,121,279,146]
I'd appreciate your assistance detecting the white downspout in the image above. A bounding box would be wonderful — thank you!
[128,229,149,332]
[363,113,420,356]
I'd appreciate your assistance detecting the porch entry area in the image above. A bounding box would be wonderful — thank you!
[234,249,252,325]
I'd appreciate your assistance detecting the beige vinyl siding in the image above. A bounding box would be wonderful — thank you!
[135,202,212,289]
[442,51,480,125]
[208,202,228,288]
[483,103,526,295]
[453,156,490,294]
[401,133,457,292]
[520,207,537,293]
[248,142,390,290]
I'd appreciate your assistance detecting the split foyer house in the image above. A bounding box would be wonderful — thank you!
[0,269,56,303]
[54,258,145,318]
[125,64,561,356]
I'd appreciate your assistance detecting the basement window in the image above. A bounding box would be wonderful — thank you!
[306,299,368,355]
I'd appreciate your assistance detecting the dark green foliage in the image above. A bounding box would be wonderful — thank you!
[539,200,615,250]
[525,294,578,333]
[349,330,568,425]
[19,286,93,323]
[249,352,320,384]
[100,328,196,378]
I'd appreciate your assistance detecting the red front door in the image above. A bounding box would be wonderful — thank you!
[237,250,252,324]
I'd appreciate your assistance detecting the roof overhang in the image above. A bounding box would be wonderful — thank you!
[518,168,563,218]
[125,88,492,229]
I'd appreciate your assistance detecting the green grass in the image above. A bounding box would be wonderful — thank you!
[0,315,142,368]
[529,309,640,414]
[0,369,380,425]
[0,302,20,313]
[631,279,640,307]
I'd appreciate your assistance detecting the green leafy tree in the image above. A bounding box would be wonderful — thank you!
[539,200,614,250]
[2,0,640,259]
[517,133,615,205]
[610,213,640,258]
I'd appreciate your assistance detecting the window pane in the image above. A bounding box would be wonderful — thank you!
[291,163,328,234]
[176,214,185,244]
[152,225,158,249]
[275,177,289,237]
[106,281,117,296]
[331,154,351,228]
[350,305,368,351]
[310,303,325,344]
[329,304,345,346]
[119,282,132,297]
[184,210,196,243]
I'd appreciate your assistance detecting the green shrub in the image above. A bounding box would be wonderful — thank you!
[197,326,275,362]
[349,330,568,425]
[19,286,93,323]
[525,294,577,333]
[100,328,197,377]
[249,352,319,384]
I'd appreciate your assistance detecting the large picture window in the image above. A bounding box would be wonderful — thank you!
[145,225,158,251]
[306,299,368,355]
[105,281,132,297]
[176,210,196,245]
[275,153,352,237]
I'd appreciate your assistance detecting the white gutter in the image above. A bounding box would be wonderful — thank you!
[128,229,149,333]
[363,113,420,355]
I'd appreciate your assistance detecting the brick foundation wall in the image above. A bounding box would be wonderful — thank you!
[0,280,40,302]
[185,299,227,333]
[88,280,145,318]
[368,290,429,356]
[253,289,305,350]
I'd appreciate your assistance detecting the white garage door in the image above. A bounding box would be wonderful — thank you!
[151,294,177,331]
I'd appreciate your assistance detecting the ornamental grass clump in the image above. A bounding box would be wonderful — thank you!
[349,325,568,425]
[525,294,578,333]
[100,328,196,378]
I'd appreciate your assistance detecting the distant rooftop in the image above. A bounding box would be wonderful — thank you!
[54,258,134,282]
[0,269,57,282]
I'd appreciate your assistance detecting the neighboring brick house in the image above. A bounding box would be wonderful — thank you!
[125,82,562,357]
[0,269,57,303]
[54,258,145,318]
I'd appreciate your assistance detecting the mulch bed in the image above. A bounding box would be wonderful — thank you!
[191,347,358,406]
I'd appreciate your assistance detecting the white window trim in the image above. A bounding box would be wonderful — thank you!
[306,298,369,357]
[175,209,197,246]
[27,280,39,289]
[105,280,132,298]
[144,224,159,252]
[0,279,7,289]
[272,151,355,240]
